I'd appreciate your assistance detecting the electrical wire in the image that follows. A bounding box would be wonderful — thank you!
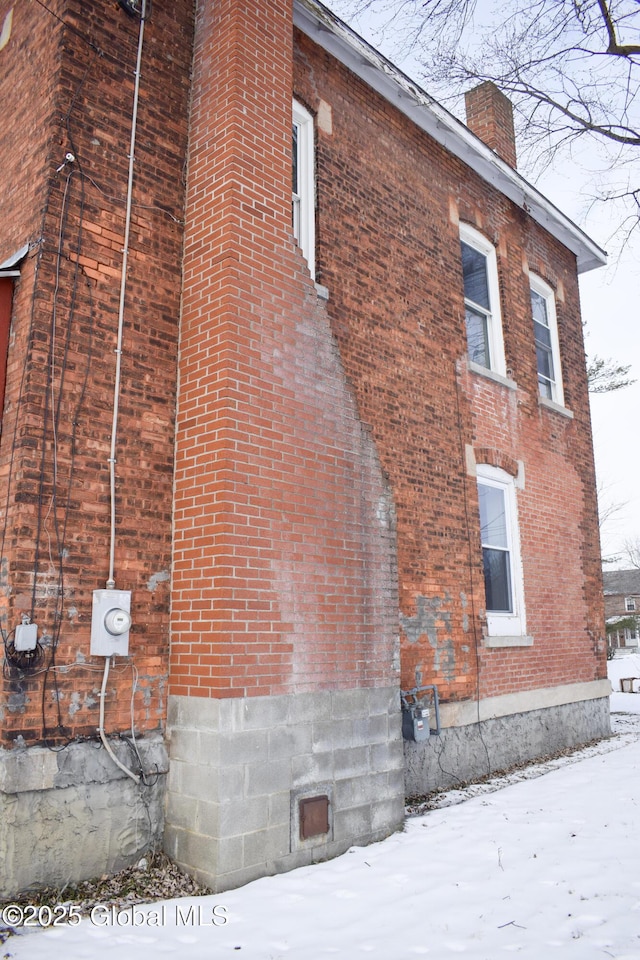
[32,0,136,69]
[83,172,184,224]
[32,65,96,737]
[106,0,147,589]
[25,60,94,640]
[39,659,144,752]
[31,166,74,616]
[0,234,48,650]
[2,628,44,677]
[12,657,131,681]
[1,0,154,763]
[98,656,140,783]
[454,369,492,778]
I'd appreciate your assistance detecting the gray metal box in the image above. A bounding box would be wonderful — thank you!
[402,704,430,741]
[90,589,131,657]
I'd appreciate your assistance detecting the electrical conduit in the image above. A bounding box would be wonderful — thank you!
[99,1,147,785]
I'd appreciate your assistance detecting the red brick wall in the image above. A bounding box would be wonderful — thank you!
[170,0,398,699]
[605,594,638,619]
[0,279,12,430]
[0,0,193,745]
[465,82,518,168]
[293,30,605,705]
[0,0,605,748]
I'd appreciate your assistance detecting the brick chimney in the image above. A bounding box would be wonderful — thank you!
[464,81,517,168]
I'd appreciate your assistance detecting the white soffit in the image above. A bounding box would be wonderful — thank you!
[294,0,607,274]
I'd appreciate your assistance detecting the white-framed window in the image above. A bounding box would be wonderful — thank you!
[460,223,505,375]
[623,624,640,647]
[625,597,637,612]
[530,274,564,405]
[477,464,526,637]
[292,99,315,279]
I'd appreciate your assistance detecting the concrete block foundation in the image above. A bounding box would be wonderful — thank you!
[164,687,405,893]
[404,686,611,797]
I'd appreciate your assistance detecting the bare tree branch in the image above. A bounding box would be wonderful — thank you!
[330,1,640,142]
[587,355,637,393]
[596,0,640,57]
[328,0,640,243]
[623,536,640,568]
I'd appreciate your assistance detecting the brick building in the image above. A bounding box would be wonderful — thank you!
[604,570,640,650]
[0,0,608,896]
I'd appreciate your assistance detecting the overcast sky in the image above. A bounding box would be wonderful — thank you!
[323,0,640,567]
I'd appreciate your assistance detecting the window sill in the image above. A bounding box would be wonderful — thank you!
[485,634,533,648]
[538,396,573,419]
[315,282,330,301]
[468,361,517,391]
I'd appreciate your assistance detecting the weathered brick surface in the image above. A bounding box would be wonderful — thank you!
[293,29,605,706]
[170,0,399,700]
[0,0,193,743]
[465,82,518,168]
[0,0,605,752]
[0,279,13,427]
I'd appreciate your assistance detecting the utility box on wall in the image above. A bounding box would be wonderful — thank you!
[401,685,441,742]
[402,702,431,742]
[90,589,132,657]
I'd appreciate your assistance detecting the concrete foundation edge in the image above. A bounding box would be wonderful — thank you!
[0,734,168,898]
[438,678,611,728]
[404,694,611,796]
[0,684,612,897]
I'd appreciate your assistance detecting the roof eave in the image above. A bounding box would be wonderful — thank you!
[293,0,607,274]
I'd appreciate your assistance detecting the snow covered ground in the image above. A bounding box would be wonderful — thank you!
[5,672,640,960]
[608,652,640,700]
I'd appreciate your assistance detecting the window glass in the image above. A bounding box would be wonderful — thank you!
[530,277,563,405]
[462,242,491,367]
[462,242,490,310]
[292,100,315,279]
[465,306,490,368]
[479,483,508,547]
[531,287,556,400]
[483,550,512,612]
[292,124,299,195]
[292,122,300,238]
[459,225,505,375]
[479,482,513,613]
[476,464,526,636]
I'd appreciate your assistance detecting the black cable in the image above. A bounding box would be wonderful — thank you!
[4,641,45,675]
[32,0,137,69]
[31,60,94,616]
[454,371,492,778]
[117,734,156,848]
[30,164,75,617]
[33,62,96,738]
[0,231,47,650]
[0,52,96,646]
[6,0,139,747]
[119,733,161,787]
[433,724,465,787]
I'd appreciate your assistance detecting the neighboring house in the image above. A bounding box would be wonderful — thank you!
[604,570,640,650]
[0,0,608,897]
